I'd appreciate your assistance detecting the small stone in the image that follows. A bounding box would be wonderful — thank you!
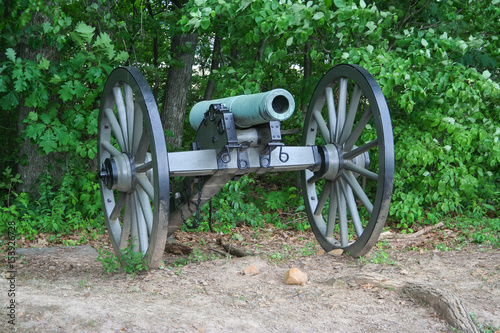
[243,265,259,275]
[316,249,325,255]
[234,299,247,307]
[283,268,308,285]
[327,249,344,257]
[326,277,337,286]
[49,266,56,270]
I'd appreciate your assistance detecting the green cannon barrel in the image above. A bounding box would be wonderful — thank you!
[189,89,295,130]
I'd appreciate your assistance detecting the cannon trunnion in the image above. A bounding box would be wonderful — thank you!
[98,64,394,268]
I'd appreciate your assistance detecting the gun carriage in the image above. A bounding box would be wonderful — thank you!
[97,64,394,268]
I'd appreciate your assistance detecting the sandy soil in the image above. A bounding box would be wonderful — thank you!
[2,228,499,333]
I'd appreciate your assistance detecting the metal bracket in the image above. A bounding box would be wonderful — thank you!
[219,141,251,170]
[259,121,285,168]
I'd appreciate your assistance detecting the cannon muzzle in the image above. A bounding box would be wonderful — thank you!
[189,89,295,130]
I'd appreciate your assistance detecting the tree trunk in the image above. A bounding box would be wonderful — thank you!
[160,32,198,149]
[17,11,62,195]
[203,35,222,101]
[301,42,312,114]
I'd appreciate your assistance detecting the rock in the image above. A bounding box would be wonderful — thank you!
[316,249,325,255]
[326,277,337,286]
[283,268,308,285]
[326,249,344,257]
[243,265,259,275]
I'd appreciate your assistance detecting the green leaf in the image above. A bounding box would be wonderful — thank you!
[27,112,38,122]
[360,0,366,9]
[482,70,491,80]
[24,123,45,140]
[73,80,88,98]
[6,48,16,63]
[334,0,345,8]
[312,12,324,20]
[94,33,115,59]
[286,37,294,47]
[75,22,95,43]
[200,17,210,30]
[115,51,129,62]
[0,92,18,110]
[58,81,75,102]
[50,75,62,84]
[38,57,50,70]
[421,38,428,47]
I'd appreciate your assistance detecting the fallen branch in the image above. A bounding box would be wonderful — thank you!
[164,242,192,255]
[380,222,444,241]
[216,238,251,257]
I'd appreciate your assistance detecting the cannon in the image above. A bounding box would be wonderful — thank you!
[97,64,394,268]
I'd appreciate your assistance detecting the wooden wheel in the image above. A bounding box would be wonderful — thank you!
[301,64,394,257]
[98,67,169,268]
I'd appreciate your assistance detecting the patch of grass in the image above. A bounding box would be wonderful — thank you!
[470,313,499,333]
[267,251,287,262]
[96,241,148,275]
[300,242,318,256]
[360,243,396,265]
[435,243,451,252]
[171,248,218,267]
[444,217,500,248]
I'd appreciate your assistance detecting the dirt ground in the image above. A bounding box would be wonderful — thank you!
[2,226,499,333]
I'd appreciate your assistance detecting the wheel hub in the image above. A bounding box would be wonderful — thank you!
[318,143,343,181]
[316,144,371,181]
[98,152,137,192]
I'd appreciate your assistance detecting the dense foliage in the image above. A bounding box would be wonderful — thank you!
[0,0,499,242]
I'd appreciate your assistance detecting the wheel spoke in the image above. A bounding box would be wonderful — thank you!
[336,78,348,142]
[137,186,153,236]
[325,86,336,143]
[339,84,362,145]
[344,106,371,151]
[104,108,126,151]
[109,192,126,221]
[130,194,139,252]
[336,181,349,247]
[102,141,121,157]
[341,179,363,237]
[325,182,338,238]
[120,194,132,250]
[342,171,373,214]
[135,130,149,163]
[132,102,144,155]
[343,161,378,181]
[107,201,122,243]
[113,87,129,151]
[344,139,378,160]
[314,181,332,216]
[136,161,153,173]
[137,174,154,199]
[313,111,331,143]
[124,84,135,150]
[134,192,149,255]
